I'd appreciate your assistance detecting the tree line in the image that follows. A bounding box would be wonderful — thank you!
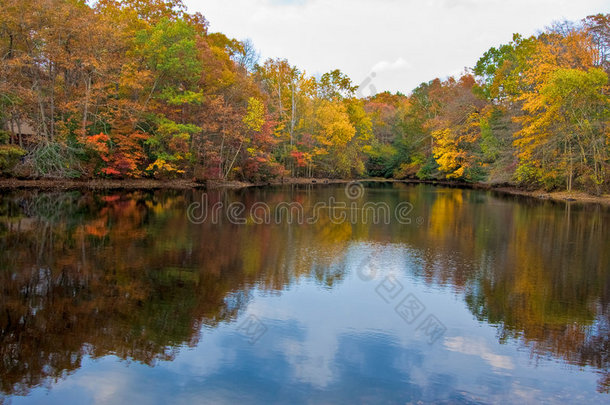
[0,0,608,193]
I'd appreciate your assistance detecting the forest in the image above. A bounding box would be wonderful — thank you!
[0,0,608,193]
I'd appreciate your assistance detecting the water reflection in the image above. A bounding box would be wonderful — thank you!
[0,184,608,403]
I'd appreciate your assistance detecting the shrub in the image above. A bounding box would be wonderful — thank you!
[0,144,26,176]
[24,142,85,178]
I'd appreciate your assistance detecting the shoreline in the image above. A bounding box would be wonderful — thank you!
[0,177,609,205]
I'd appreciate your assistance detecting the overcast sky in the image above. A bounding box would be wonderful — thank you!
[184,0,609,95]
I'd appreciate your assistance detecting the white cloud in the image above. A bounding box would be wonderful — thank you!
[444,336,514,370]
[371,57,412,73]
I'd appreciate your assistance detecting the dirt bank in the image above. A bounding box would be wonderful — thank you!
[0,178,208,190]
[487,186,610,205]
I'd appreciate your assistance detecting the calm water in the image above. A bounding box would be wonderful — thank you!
[0,183,609,404]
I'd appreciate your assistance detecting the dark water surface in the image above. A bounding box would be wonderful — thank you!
[0,183,609,404]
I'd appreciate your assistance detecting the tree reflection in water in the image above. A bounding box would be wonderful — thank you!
[0,184,608,396]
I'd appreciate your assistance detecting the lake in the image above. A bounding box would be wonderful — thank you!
[0,183,608,404]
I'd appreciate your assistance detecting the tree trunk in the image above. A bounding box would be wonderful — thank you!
[49,64,56,141]
[224,140,243,179]
[9,119,15,145]
[568,145,574,192]
[16,119,23,148]
[81,74,92,139]
[290,81,296,146]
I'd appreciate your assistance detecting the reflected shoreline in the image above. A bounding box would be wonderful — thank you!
[1,178,610,206]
